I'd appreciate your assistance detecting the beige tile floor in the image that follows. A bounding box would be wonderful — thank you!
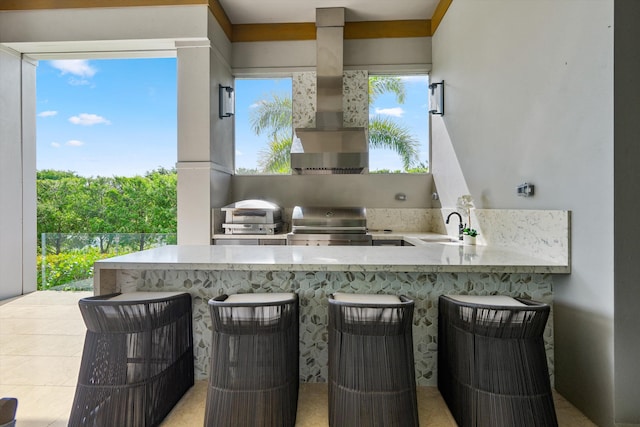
[0,291,597,427]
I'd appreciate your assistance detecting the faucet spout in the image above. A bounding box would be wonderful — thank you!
[446,212,465,240]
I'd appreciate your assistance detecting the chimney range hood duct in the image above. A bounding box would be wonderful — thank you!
[291,8,368,175]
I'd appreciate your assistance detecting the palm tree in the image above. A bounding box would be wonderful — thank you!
[250,76,420,173]
[257,136,293,174]
[369,116,419,170]
[249,94,293,174]
[369,75,406,104]
[250,93,292,142]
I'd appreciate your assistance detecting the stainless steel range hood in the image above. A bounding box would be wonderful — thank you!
[291,8,368,175]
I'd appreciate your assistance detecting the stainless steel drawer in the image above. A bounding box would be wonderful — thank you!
[214,239,259,245]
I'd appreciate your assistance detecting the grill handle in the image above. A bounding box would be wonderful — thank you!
[232,210,267,217]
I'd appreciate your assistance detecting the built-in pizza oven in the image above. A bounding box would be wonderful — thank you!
[286,206,372,246]
[221,199,283,235]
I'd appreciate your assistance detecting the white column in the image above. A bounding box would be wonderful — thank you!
[0,47,36,298]
[176,42,214,245]
[22,56,37,294]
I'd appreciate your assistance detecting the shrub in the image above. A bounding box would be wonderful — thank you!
[37,249,115,290]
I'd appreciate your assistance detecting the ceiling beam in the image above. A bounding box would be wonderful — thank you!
[232,20,430,43]
[207,0,232,40]
[233,23,316,43]
[345,20,430,39]
[430,0,453,35]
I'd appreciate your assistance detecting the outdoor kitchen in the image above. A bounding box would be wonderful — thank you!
[111,9,573,388]
[2,0,629,423]
[88,5,572,396]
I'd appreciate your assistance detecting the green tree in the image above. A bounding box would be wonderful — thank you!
[236,167,260,175]
[37,176,87,254]
[250,94,294,174]
[368,75,406,104]
[145,169,178,234]
[37,169,80,180]
[250,93,293,143]
[106,176,152,251]
[250,76,420,173]
[369,117,418,170]
[258,136,293,174]
[37,169,178,253]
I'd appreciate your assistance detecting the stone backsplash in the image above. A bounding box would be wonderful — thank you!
[368,208,570,265]
[213,208,571,268]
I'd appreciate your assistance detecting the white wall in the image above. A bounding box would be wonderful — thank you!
[0,47,37,299]
[431,0,615,425]
[0,47,23,300]
[232,37,432,74]
[231,174,433,209]
[0,6,208,46]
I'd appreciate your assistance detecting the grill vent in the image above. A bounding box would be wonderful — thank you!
[290,7,368,175]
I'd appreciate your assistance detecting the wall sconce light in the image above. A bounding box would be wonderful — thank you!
[219,84,235,119]
[429,80,444,116]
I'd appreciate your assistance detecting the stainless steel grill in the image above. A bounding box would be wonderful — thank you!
[286,206,372,246]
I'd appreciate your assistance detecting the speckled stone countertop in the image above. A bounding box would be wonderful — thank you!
[95,232,570,274]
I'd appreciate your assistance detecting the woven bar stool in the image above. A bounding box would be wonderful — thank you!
[438,295,558,427]
[328,292,419,427]
[205,293,299,427]
[69,292,194,427]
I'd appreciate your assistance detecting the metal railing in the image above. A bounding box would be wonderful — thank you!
[38,233,176,290]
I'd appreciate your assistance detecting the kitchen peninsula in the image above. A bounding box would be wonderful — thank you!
[94,222,569,386]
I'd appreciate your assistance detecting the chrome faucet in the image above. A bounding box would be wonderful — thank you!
[446,212,465,240]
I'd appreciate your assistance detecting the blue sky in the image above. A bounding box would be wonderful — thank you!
[37,58,178,177]
[37,58,428,177]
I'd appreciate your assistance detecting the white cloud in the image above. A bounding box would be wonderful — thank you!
[50,60,97,78]
[236,150,244,156]
[38,110,58,117]
[69,113,111,126]
[51,142,61,148]
[375,107,404,117]
[68,78,92,86]
[65,140,85,147]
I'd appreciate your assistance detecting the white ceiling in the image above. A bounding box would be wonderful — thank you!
[217,0,440,24]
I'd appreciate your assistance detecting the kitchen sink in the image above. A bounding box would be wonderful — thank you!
[419,236,458,244]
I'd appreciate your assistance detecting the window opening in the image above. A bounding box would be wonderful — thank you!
[368,74,430,173]
[234,77,293,175]
[36,57,178,291]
